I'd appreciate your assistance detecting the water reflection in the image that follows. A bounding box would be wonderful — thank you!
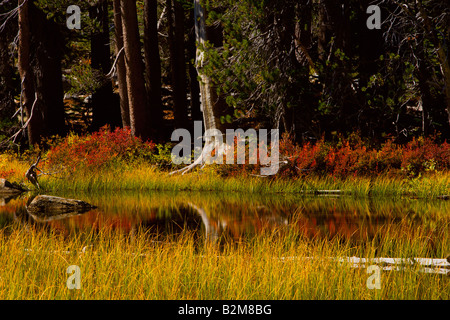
[2,191,448,275]
[1,191,448,245]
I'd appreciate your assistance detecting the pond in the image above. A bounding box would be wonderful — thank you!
[1,190,449,274]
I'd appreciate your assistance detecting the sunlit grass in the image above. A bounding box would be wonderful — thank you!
[0,218,447,300]
[1,154,449,198]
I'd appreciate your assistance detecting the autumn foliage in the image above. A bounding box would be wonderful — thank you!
[44,126,155,173]
[42,127,450,179]
[276,134,450,178]
[216,133,450,178]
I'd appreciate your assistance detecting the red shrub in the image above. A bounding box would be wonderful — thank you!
[401,136,450,175]
[44,126,155,172]
[0,168,15,179]
[278,133,450,178]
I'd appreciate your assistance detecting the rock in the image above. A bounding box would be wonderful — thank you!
[26,195,96,217]
[0,178,25,195]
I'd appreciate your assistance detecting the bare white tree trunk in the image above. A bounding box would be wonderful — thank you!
[170,1,227,175]
[194,0,219,132]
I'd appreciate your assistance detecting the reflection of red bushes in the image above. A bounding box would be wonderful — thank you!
[45,126,155,172]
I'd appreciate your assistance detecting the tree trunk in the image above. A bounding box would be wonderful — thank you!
[417,0,450,129]
[187,8,202,122]
[18,0,66,145]
[167,0,188,128]
[121,0,150,140]
[31,10,66,139]
[90,0,121,131]
[0,2,17,125]
[416,36,433,135]
[170,0,231,175]
[113,0,130,128]
[194,0,229,133]
[18,0,37,144]
[317,0,329,62]
[144,0,164,140]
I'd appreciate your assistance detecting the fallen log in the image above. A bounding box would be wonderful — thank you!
[0,178,26,195]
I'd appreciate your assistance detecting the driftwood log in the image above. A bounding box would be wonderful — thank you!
[0,178,26,195]
[25,154,41,189]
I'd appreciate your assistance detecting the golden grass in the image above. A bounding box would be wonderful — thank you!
[1,153,449,198]
[0,218,447,300]
[1,154,449,300]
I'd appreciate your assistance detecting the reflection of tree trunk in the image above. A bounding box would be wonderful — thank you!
[187,202,219,244]
[113,0,130,128]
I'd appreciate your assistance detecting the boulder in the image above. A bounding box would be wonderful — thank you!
[26,195,96,218]
[0,178,25,195]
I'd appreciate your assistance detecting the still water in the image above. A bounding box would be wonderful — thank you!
[0,191,448,242]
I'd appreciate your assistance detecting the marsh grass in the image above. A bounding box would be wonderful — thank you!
[28,166,450,200]
[1,153,449,198]
[0,218,447,300]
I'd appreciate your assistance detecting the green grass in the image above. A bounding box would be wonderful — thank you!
[0,217,447,300]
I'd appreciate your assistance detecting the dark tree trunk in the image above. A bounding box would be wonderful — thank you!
[187,8,202,122]
[113,0,130,128]
[18,0,37,144]
[144,0,164,141]
[18,0,66,145]
[294,2,316,140]
[121,0,150,140]
[416,36,433,135]
[0,2,18,125]
[167,0,188,128]
[90,0,121,131]
[357,0,384,136]
[416,0,450,130]
[317,0,329,62]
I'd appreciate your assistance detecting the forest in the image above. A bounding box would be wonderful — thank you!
[0,0,449,144]
[0,0,449,302]
[0,0,450,182]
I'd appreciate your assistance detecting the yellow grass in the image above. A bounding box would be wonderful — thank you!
[0,219,447,300]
